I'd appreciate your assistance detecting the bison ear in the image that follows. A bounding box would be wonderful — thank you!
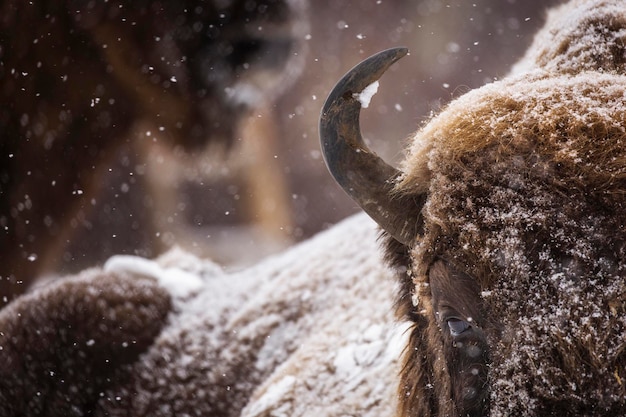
[319,48,425,246]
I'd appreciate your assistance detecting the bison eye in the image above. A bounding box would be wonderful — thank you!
[447,318,470,336]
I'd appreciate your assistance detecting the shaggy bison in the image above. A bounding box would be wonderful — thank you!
[320,0,626,415]
[0,0,306,305]
[2,0,626,416]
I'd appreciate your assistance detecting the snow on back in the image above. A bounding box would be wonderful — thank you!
[103,213,406,417]
[235,212,407,416]
[242,375,296,416]
[511,0,626,75]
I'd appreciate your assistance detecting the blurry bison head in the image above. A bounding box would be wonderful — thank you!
[320,3,626,413]
[1,0,306,148]
[0,0,306,304]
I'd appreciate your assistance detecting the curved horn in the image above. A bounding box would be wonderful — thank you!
[319,47,422,246]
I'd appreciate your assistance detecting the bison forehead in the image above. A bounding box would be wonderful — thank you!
[488,281,626,415]
[484,252,626,415]
[399,71,626,194]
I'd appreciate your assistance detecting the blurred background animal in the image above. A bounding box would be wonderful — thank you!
[0,0,308,305]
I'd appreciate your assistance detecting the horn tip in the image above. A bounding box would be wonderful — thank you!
[320,46,410,115]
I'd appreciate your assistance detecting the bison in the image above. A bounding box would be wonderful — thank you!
[3,0,626,416]
[0,0,306,305]
[320,0,626,415]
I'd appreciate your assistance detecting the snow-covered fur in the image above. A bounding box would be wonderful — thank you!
[0,213,408,417]
[390,0,626,415]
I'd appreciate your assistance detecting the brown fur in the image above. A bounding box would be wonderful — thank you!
[0,0,305,305]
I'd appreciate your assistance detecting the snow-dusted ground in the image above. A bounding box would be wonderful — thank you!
[99,212,409,416]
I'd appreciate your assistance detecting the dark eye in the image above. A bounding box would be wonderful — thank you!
[447,318,470,336]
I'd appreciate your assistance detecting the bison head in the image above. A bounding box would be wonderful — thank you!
[320,29,626,417]
[79,0,307,147]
